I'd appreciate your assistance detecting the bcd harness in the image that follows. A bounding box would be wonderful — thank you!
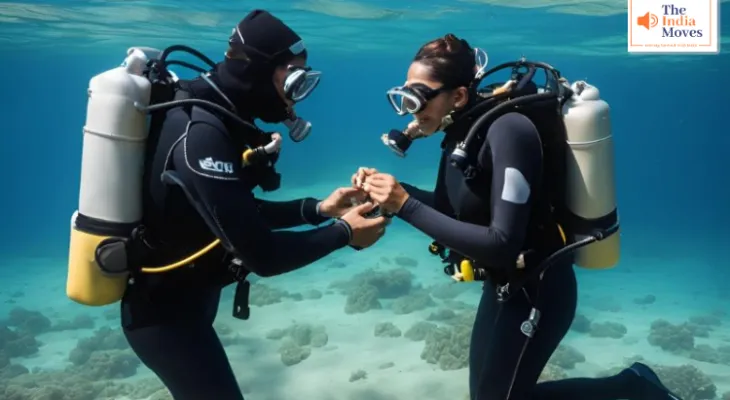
[425,59,619,307]
[93,45,286,321]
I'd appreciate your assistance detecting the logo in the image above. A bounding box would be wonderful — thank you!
[627,0,718,53]
[198,157,234,174]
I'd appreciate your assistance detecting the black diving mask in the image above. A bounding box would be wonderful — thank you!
[386,83,448,115]
[283,65,321,102]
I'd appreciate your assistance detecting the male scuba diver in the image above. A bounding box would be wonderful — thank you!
[67,9,388,400]
[353,34,681,400]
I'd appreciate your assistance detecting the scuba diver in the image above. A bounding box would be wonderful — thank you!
[66,10,388,400]
[352,34,681,400]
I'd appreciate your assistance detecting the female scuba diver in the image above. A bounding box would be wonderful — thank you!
[353,34,681,400]
[121,10,388,400]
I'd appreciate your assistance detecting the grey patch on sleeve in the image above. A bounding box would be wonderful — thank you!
[501,167,530,204]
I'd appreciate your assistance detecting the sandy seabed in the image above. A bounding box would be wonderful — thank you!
[1,184,729,399]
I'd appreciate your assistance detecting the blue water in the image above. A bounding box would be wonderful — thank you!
[1,1,730,399]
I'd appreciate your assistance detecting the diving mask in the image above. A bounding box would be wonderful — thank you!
[283,65,321,102]
[386,83,447,116]
[385,47,489,116]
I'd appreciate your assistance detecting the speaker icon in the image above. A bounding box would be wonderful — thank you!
[636,12,659,29]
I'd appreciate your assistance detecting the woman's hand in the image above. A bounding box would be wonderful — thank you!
[361,173,410,214]
[352,167,378,189]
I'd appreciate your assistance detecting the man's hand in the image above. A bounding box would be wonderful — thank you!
[361,173,409,214]
[319,187,368,218]
[340,202,388,249]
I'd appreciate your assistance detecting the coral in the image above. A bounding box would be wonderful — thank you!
[445,310,477,327]
[331,268,414,299]
[345,284,382,314]
[213,322,245,346]
[549,345,586,369]
[420,315,471,371]
[80,350,140,379]
[633,294,656,305]
[393,256,418,268]
[52,314,95,332]
[686,323,710,338]
[265,323,328,348]
[4,307,52,335]
[333,268,421,314]
[0,325,39,358]
[569,313,591,333]
[302,289,323,300]
[349,369,367,382]
[598,360,716,400]
[378,362,395,369]
[589,321,628,339]
[689,344,730,365]
[391,291,435,315]
[0,359,163,400]
[429,283,469,300]
[289,324,329,348]
[689,315,722,327]
[68,326,128,366]
[249,283,300,306]
[538,363,568,382]
[102,309,118,321]
[404,321,437,341]
[427,309,457,322]
[265,328,288,340]
[374,322,401,338]
[591,297,622,312]
[442,300,475,311]
[278,340,311,366]
[266,323,328,366]
[647,319,695,353]
[653,364,716,400]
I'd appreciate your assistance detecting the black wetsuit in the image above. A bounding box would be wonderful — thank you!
[120,74,350,400]
[397,112,668,400]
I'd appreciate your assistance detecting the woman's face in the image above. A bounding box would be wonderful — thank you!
[405,61,468,135]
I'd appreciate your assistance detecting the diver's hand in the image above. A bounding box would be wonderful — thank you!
[341,202,388,249]
[351,167,378,189]
[319,187,368,218]
[362,173,409,214]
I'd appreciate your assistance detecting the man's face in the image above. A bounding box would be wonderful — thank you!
[272,56,306,114]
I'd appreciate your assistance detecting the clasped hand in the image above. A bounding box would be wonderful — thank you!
[319,186,389,249]
[351,167,409,214]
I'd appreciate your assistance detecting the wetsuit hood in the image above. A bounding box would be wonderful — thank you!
[218,58,290,123]
[219,9,306,123]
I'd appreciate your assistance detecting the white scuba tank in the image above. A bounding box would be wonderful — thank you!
[79,47,154,222]
[561,81,620,269]
[67,47,160,306]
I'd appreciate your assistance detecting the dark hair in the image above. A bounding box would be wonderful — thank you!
[413,33,476,89]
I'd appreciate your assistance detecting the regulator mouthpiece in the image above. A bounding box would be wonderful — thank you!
[381,129,413,157]
[284,117,312,142]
